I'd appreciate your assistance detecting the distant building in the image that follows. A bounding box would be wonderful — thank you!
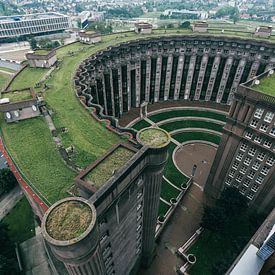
[162,9,208,20]
[26,49,57,68]
[255,26,272,38]
[135,22,153,34]
[193,21,208,33]
[78,30,102,44]
[0,13,70,41]
[0,88,41,123]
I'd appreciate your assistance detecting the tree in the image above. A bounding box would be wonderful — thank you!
[179,21,191,29]
[29,38,37,50]
[0,168,17,195]
[201,206,227,232]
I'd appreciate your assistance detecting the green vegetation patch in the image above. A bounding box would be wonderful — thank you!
[131,119,151,131]
[149,110,226,123]
[253,74,275,97]
[2,197,35,243]
[33,49,52,55]
[173,131,221,145]
[2,90,32,103]
[0,72,10,91]
[84,147,135,189]
[1,117,76,204]
[160,120,224,133]
[160,178,181,202]
[138,127,170,148]
[158,200,171,217]
[46,200,92,241]
[0,67,16,73]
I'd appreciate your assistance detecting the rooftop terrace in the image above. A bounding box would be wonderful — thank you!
[252,73,275,97]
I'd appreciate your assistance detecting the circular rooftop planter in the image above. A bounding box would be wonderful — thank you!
[181,183,187,190]
[170,198,177,205]
[158,215,165,224]
[187,254,196,264]
[42,197,96,246]
[137,127,171,149]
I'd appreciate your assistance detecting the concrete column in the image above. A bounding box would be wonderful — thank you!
[229,100,237,117]
[136,128,170,267]
[42,198,105,275]
[233,100,242,120]
[109,69,115,117]
[127,63,131,111]
[174,54,185,100]
[194,54,209,100]
[164,54,173,101]
[101,73,108,114]
[244,104,255,124]
[184,55,197,100]
[154,55,162,102]
[227,58,246,105]
[145,58,151,102]
[248,61,260,79]
[135,61,141,107]
[117,66,123,115]
[216,56,233,103]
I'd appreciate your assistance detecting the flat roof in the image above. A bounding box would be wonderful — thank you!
[0,12,67,23]
[33,49,52,56]
[252,74,275,97]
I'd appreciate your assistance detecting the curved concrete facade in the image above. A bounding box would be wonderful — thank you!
[75,35,275,118]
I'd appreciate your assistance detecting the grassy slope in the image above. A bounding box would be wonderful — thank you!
[0,72,10,91]
[159,200,171,217]
[2,197,35,243]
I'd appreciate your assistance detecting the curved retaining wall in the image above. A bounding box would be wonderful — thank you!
[75,35,275,124]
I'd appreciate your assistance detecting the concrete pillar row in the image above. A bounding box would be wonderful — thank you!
[145,58,151,102]
[117,66,123,115]
[248,60,260,80]
[184,55,197,100]
[194,54,209,100]
[154,55,162,102]
[164,54,173,101]
[174,54,185,100]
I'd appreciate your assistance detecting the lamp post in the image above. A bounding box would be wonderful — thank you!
[191,164,197,183]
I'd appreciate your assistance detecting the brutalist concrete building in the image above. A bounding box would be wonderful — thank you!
[41,128,171,275]
[205,70,275,215]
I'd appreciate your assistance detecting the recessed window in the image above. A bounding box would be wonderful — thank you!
[247,170,256,179]
[259,124,268,132]
[252,161,261,171]
[248,147,257,156]
[266,156,274,166]
[247,192,254,200]
[240,143,248,152]
[229,170,235,178]
[263,140,272,148]
[244,157,252,166]
[236,152,244,161]
[270,128,275,136]
[239,166,247,174]
[264,111,274,123]
[236,174,243,183]
[240,186,246,194]
[225,178,231,185]
[243,178,250,187]
[257,152,266,161]
[256,175,264,184]
[254,136,262,144]
[261,166,270,176]
[251,183,259,192]
[254,108,264,119]
[232,161,239,170]
[245,132,253,139]
[250,119,258,128]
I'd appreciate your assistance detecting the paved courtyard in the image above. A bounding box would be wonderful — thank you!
[139,143,217,275]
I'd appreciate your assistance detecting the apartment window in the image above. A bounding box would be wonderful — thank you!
[254,108,264,119]
[137,192,143,200]
[247,170,256,179]
[251,183,259,192]
[243,178,250,187]
[259,124,268,132]
[239,166,247,174]
[250,119,258,128]
[236,174,243,183]
[245,132,253,139]
[137,213,142,222]
[252,161,261,171]
[256,175,264,184]
[254,136,262,144]
[264,111,274,123]
[240,186,246,194]
[240,143,248,152]
[232,161,239,170]
[257,152,266,161]
[263,140,272,148]
[236,152,244,161]
[225,177,231,185]
[244,157,252,166]
[248,147,257,156]
[229,170,235,178]
[261,166,270,176]
[270,128,275,136]
[137,203,142,211]
[266,156,274,166]
[247,192,254,200]
[136,224,142,232]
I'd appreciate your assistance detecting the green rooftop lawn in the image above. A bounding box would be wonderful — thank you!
[160,178,181,202]
[2,197,35,243]
[84,147,135,189]
[1,117,77,204]
[158,200,171,217]
[160,120,224,133]
[33,49,51,55]
[9,67,48,90]
[2,90,32,103]
[0,72,10,91]
[253,74,275,97]
[149,110,226,123]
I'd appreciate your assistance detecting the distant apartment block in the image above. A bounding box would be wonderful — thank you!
[254,26,273,38]
[0,12,69,40]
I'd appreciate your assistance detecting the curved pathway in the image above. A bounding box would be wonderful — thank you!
[0,138,49,213]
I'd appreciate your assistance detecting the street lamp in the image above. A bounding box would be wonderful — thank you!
[191,164,197,178]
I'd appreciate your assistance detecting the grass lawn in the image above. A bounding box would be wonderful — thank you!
[2,197,35,243]
[131,119,152,131]
[160,120,224,133]
[253,74,275,97]
[159,200,171,217]
[0,72,11,91]
[1,117,76,204]
[9,67,48,90]
[149,110,226,123]
[188,213,261,275]
[173,131,221,145]
[160,178,181,202]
